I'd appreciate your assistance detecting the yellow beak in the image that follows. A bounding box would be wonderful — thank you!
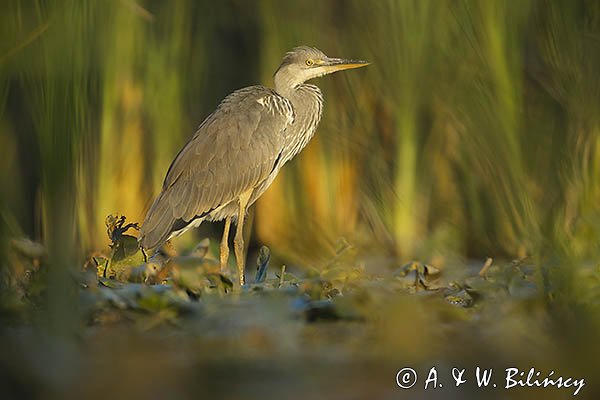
[320,57,370,73]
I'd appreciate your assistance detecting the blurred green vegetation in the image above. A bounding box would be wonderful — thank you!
[1,0,599,264]
[1,0,599,398]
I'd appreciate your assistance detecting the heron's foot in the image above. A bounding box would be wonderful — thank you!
[235,253,246,287]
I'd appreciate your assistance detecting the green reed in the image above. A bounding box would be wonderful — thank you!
[0,0,598,271]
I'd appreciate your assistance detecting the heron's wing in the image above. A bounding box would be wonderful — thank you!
[140,86,294,250]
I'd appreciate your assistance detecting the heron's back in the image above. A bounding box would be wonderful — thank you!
[139,85,294,251]
[206,83,324,220]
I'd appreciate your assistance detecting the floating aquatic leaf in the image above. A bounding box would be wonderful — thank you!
[105,234,146,280]
[394,261,442,291]
[444,282,474,308]
[100,214,147,280]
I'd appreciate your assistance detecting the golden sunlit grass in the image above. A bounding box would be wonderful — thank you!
[2,1,596,263]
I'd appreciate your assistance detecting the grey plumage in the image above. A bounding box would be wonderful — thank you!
[140,46,368,285]
[140,87,293,249]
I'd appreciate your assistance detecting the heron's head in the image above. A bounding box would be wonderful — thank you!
[274,46,368,94]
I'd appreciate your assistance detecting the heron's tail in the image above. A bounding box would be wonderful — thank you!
[139,194,174,252]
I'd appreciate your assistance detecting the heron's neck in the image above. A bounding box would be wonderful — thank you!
[277,83,324,165]
[274,70,304,98]
[285,84,323,111]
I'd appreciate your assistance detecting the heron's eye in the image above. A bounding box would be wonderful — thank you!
[305,59,314,66]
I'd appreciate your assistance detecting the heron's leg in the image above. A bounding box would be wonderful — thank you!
[234,190,252,286]
[220,217,231,273]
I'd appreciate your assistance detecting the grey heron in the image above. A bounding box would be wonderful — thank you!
[139,46,368,286]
